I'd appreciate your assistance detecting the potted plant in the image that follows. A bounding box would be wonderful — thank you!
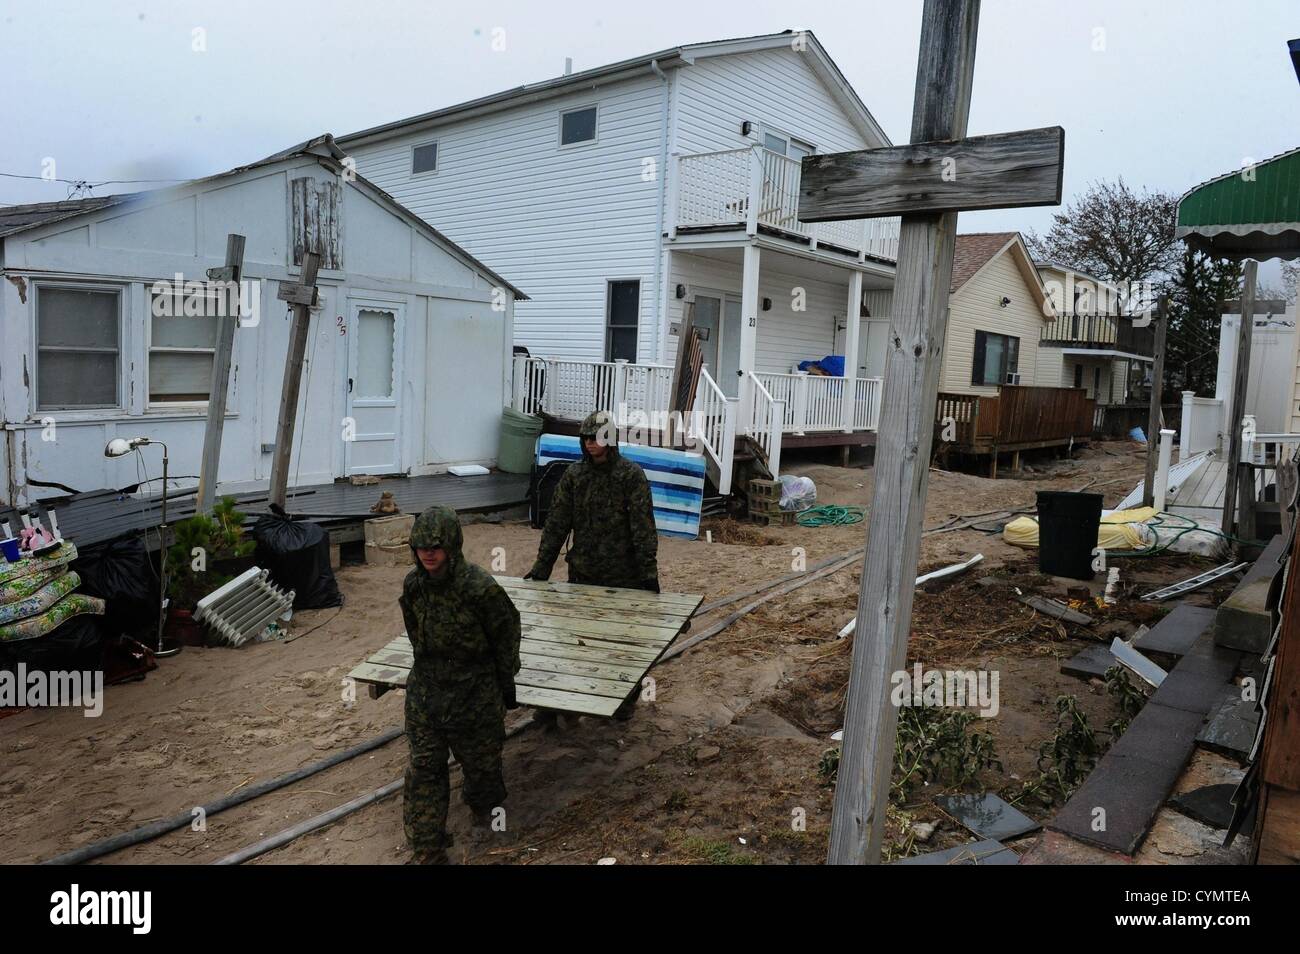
[164,496,255,646]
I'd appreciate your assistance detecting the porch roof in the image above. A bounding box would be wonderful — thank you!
[1175,146,1300,261]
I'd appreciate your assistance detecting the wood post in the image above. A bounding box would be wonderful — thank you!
[196,233,246,514]
[827,0,982,866]
[1222,260,1257,540]
[737,245,761,433]
[268,251,322,511]
[1142,300,1167,508]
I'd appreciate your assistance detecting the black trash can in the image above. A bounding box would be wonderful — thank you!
[1036,491,1104,581]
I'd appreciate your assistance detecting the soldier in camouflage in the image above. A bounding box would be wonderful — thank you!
[400,505,521,864]
[526,409,660,721]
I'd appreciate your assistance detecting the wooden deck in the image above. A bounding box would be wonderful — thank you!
[935,385,1094,474]
[348,577,702,718]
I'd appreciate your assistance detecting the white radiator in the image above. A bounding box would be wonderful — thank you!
[195,567,295,647]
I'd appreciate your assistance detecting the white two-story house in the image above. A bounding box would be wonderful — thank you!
[338,30,900,491]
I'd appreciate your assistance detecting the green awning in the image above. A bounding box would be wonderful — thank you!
[1175,145,1300,261]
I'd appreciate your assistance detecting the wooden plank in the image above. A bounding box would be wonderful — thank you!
[518,632,662,664]
[515,684,622,718]
[799,126,1063,221]
[493,574,702,613]
[196,233,245,514]
[349,660,408,688]
[519,651,646,682]
[510,597,684,629]
[515,667,633,699]
[520,624,667,656]
[268,250,321,511]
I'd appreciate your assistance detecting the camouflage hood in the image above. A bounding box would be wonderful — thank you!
[409,505,463,576]
[578,410,620,465]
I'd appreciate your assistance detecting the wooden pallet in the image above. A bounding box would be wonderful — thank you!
[348,576,702,718]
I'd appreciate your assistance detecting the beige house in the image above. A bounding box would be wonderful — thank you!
[1034,261,1154,409]
[940,232,1060,396]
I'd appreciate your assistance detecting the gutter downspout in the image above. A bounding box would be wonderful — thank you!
[651,58,669,364]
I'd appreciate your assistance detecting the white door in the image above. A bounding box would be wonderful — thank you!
[694,292,742,397]
[857,318,890,378]
[345,299,403,476]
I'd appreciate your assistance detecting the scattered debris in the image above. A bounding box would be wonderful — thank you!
[893,839,1018,865]
[1141,562,1248,602]
[837,554,985,638]
[935,793,1041,841]
[195,568,295,648]
[1109,637,1167,688]
[1169,783,1244,832]
[1017,593,1093,625]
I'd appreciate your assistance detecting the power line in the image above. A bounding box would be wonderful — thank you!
[0,171,188,186]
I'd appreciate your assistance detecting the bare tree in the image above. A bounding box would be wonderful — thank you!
[1026,178,1180,288]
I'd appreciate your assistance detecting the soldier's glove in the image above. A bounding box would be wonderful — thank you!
[502,683,519,709]
[523,566,549,582]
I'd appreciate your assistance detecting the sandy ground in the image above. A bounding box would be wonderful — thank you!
[0,440,1224,865]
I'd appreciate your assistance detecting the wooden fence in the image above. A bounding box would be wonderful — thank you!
[935,385,1095,454]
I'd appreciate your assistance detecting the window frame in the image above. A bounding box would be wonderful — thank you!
[761,127,816,161]
[410,140,439,176]
[558,104,599,149]
[33,280,125,411]
[604,279,641,363]
[146,286,223,408]
[970,329,1020,388]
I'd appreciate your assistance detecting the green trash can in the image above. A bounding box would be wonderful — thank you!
[497,407,543,474]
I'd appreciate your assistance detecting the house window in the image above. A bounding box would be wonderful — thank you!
[560,106,597,146]
[411,141,438,175]
[605,280,640,362]
[149,289,219,403]
[762,131,814,161]
[35,285,121,409]
[971,330,1019,387]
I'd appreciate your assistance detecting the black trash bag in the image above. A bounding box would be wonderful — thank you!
[73,536,160,638]
[0,614,106,676]
[252,506,343,609]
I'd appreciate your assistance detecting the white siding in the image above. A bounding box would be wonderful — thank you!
[1,161,512,503]
[944,252,1055,396]
[673,48,879,156]
[348,74,669,363]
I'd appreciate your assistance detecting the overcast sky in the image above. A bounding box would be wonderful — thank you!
[2,0,1297,277]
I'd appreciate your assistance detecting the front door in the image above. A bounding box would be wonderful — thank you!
[344,299,403,476]
[693,291,742,398]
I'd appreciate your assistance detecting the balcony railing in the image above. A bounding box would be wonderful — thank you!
[1041,313,1155,356]
[674,146,901,260]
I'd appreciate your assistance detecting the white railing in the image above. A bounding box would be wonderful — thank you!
[674,146,901,260]
[511,355,674,427]
[854,376,883,431]
[689,367,737,495]
[754,371,883,434]
[746,372,785,478]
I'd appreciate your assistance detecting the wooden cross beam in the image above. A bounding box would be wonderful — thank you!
[803,0,1065,865]
[268,250,322,511]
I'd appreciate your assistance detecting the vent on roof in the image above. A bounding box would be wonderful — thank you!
[195,567,295,647]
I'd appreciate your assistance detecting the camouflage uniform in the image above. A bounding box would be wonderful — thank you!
[399,506,521,861]
[527,410,660,591]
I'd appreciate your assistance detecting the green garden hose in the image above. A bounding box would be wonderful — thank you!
[796,505,866,527]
